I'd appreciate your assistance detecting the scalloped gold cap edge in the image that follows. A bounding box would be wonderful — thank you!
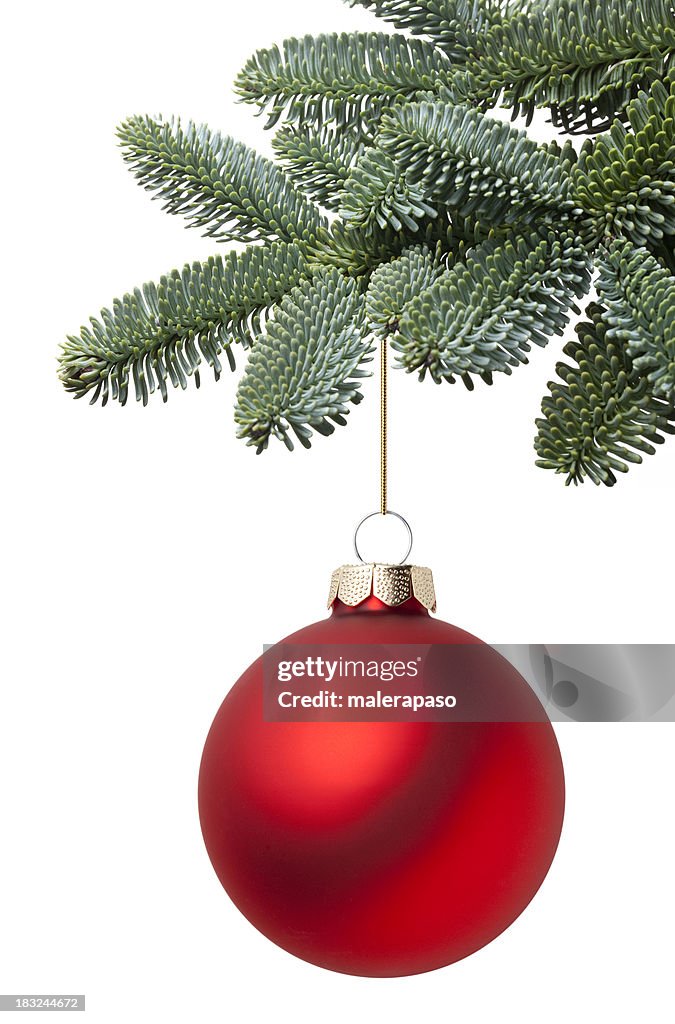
[327,564,436,612]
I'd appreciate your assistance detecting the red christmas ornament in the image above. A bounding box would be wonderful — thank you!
[199,565,565,977]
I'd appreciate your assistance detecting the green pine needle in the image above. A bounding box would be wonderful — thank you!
[365,244,446,338]
[535,302,675,485]
[453,0,675,133]
[597,239,675,398]
[395,228,591,381]
[272,124,367,211]
[341,101,586,236]
[235,32,452,130]
[573,80,675,249]
[59,244,308,406]
[345,0,502,61]
[340,148,438,232]
[117,115,326,244]
[234,269,372,452]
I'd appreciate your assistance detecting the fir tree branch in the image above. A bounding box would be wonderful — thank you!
[394,228,591,381]
[59,0,675,485]
[59,244,308,406]
[340,148,438,231]
[344,0,502,61]
[596,239,675,398]
[117,115,327,244]
[234,32,452,130]
[572,80,675,249]
[365,244,446,337]
[272,124,367,211]
[453,0,675,133]
[306,213,484,276]
[306,221,411,275]
[341,101,584,233]
[535,302,675,485]
[234,270,372,452]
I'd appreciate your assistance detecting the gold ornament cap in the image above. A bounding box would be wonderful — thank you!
[327,564,436,612]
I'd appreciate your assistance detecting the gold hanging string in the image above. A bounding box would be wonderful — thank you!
[380,336,388,516]
[353,336,413,565]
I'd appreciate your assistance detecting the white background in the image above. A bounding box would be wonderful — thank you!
[1,1,673,1021]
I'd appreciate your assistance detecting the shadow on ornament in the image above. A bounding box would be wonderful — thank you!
[494,645,675,722]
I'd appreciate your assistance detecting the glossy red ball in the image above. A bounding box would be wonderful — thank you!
[198,596,565,977]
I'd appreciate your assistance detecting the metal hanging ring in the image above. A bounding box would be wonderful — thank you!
[353,510,413,566]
